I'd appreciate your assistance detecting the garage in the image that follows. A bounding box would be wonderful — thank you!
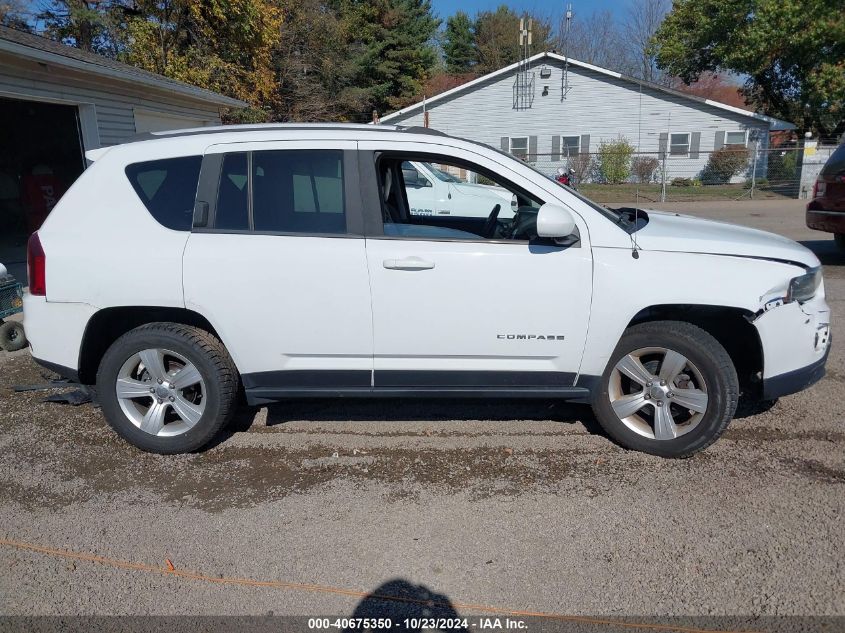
[0,96,86,252]
[0,25,246,279]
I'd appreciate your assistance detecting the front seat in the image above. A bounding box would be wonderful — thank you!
[381,164,402,223]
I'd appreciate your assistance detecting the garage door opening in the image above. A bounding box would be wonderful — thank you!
[0,96,86,264]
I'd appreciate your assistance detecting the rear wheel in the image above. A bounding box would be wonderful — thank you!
[834,233,845,251]
[592,321,738,458]
[97,323,238,454]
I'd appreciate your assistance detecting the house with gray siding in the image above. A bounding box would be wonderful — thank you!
[381,52,793,184]
[0,25,246,263]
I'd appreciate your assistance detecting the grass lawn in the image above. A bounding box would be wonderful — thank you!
[578,183,793,204]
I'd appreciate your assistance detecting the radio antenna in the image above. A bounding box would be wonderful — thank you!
[561,4,573,100]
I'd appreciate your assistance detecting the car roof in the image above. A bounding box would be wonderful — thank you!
[85,124,466,163]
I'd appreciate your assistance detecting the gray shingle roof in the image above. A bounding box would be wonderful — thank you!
[0,25,247,108]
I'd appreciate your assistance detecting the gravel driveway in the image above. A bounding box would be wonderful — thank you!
[1,200,842,625]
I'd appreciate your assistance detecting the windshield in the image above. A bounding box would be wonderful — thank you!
[510,156,646,233]
[421,162,463,183]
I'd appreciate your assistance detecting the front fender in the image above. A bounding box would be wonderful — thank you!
[578,248,804,378]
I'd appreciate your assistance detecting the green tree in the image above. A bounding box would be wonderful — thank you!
[597,137,635,184]
[118,0,282,106]
[650,0,845,138]
[272,0,369,121]
[474,6,552,74]
[443,11,476,73]
[38,0,118,53]
[341,0,441,114]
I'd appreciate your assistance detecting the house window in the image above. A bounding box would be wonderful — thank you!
[725,131,747,147]
[509,137,529,160]
[670,133,690,156]
[561,135,580,156]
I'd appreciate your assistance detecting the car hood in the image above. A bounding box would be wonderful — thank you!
[634,210,819,268]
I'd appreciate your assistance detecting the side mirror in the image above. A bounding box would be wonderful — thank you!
[536,203,576,238]
[402,168,419,186]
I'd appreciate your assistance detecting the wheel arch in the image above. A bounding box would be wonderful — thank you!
[626,304,764,398]
[77,306,222,385]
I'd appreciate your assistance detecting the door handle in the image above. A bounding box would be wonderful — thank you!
[383,257,435,271]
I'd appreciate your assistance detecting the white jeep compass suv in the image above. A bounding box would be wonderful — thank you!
[24,124,831,457]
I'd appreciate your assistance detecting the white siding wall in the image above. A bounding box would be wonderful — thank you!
[388,59,770,183]
[0,53,223,149]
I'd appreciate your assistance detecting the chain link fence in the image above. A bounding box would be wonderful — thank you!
[528,147,802,204]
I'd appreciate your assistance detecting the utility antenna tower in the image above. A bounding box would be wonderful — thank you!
[513,17,535,110]
[561,3,573,100]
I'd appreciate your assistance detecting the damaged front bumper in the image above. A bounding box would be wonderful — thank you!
[753,292,831,400]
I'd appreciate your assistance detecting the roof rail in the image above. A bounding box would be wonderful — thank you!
[129,122,406,143]
[401,126,449,137]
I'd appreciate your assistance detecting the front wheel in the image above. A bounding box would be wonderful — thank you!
[97,323,238,454]
[592,321,738,458]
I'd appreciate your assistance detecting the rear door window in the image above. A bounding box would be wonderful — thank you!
[208,149,347,234]
[125,156,201,230]
[215,152,250,230]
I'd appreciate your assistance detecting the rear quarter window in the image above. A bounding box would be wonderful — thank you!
[125,156,202,230]
[821,143,845,176]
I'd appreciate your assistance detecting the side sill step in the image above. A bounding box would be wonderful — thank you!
[245,386,591,406]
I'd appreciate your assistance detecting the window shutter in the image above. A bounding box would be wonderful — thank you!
[528,136,537,161]
[500,137,509,152]
[714,131,725,151]
[658,132,668,160]
[580,134,590,155]
[689,132,701,159]
[551,135,560,161]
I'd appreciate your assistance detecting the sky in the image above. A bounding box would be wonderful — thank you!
[430,0,632,21]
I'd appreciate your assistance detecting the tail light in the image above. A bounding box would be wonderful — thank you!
[812,179,826,199]
[27,232,46,296]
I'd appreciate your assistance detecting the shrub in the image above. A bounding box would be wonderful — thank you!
[632,156,660,183]
[701,147,750,184]
[671,177,693,187]
[767,149,799,182]
[597,137,635,184]
[568,153,595,184]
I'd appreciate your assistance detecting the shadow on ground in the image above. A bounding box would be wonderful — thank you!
[344,579,467,632]
[219,399,606,445]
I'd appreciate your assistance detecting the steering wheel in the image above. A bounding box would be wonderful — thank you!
[482,204,501,238]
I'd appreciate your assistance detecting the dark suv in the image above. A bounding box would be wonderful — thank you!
[807,142,845,249]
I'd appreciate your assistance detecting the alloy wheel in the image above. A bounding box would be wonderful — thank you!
[608,346,709,440]
[115,348,206,437]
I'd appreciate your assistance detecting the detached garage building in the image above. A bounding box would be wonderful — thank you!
[0,25,245,252]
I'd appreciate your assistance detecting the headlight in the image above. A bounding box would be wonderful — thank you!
[787,267,821,303]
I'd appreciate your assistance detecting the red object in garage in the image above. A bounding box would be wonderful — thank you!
[21,166,65,233]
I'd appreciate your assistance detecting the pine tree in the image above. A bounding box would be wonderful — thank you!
[443,11,476,73]
[342,0,440,114]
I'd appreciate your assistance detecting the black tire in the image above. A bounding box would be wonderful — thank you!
[0,320,27,352]
[834,233,845,251]
[592,320,738,458]
[96,323,238,454]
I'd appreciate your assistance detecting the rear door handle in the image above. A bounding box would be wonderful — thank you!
[383,257,435,271]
